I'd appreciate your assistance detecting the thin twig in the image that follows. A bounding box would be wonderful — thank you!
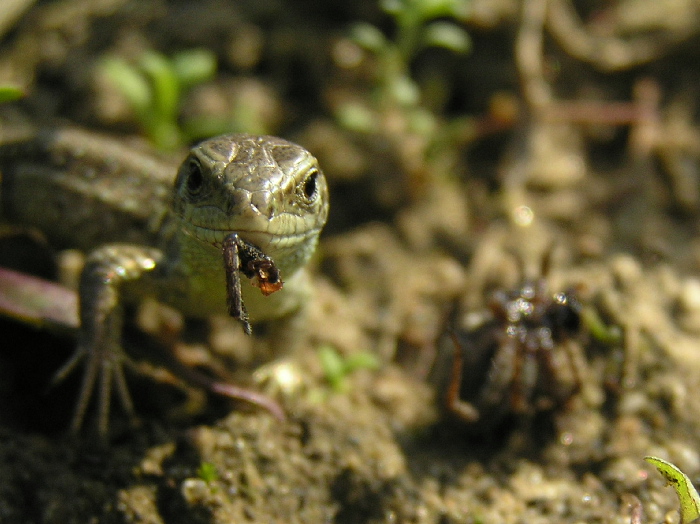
[547,0,696,71]
[516,0,552,111]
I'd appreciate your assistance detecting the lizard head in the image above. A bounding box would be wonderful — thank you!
[173,134,329,275]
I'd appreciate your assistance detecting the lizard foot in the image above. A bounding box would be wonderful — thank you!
[56,244,162,436]
[52,342,135,435]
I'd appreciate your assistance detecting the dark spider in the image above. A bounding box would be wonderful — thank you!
[432,274,585,432]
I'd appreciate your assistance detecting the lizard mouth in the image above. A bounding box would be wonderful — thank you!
[180,219,323,261]
[181,220,322,277]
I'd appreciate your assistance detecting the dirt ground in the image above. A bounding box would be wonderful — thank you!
[2,0,700,522]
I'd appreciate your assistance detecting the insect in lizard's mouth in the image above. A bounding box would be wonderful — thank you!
[221,231,285,336]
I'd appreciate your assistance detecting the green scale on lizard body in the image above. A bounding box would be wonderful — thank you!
[0,127,329,434]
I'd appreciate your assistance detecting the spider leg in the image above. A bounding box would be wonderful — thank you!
[445,332,480,422]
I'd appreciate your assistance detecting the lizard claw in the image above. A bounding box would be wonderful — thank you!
[52,342,135,435]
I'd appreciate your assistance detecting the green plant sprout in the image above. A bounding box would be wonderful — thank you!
[318,345,380,393]
[580,306,622,345]
[99,48,217,150]
[0,85,24,104]
[346,0,471,122]
[645,456,700,524]
[196,462,219,484]
[337,0,476,202]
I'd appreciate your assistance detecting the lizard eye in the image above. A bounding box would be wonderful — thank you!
[301,169,319,202]
[185,158,204,195]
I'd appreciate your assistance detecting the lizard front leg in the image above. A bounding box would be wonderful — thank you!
[53,244,162,435]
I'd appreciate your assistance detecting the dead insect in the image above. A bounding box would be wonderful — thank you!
[247,258,283,296]
[432,270,586,432]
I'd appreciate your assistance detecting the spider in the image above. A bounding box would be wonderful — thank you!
[433,274,586,431]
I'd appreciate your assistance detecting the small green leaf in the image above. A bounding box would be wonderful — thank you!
[147,119,182,152]
[580,306,622,345]
[408,107,437,135]
[317,346,380,393]
[421,21,471,54]
[172,48,217,89]
[318,345,347,392]
[379,0,404,16]
[345,352,380,373]
[138,51,180,122]
[0,85,24,104]
[99,57,152,115]
[197,462,218,484]
[414,0,471,20]
[350,23,388,53]
[389,74,420,106]
[335,102,377,133]
[645,456,700,524]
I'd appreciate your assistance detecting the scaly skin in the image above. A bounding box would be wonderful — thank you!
[0,128,329,434]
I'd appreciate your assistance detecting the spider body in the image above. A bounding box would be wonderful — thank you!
[435,278,584,431]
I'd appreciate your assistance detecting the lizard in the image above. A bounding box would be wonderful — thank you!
[0,126,329,435]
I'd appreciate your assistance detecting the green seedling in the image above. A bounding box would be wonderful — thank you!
[99,48,217,150]
[580,306,622,345]
[645,456,700,524]
[345,0,471,121]
[337,0,476,201]
[348,0,471,115]
[197,462,219,484]
[0,85,24,104]
[318,345,380,393]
